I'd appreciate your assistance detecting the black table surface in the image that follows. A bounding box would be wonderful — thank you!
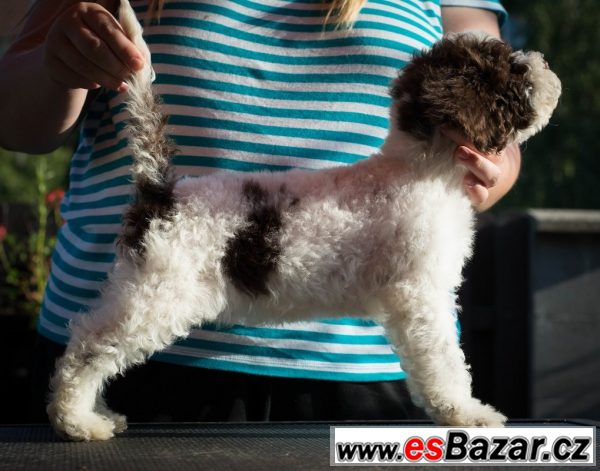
[1,420,598,470]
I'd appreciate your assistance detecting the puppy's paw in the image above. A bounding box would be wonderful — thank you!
[108,412,128,434]
[96,410,128,434]
[433,399,507,428]
[48,404,117,441]
[95,405,128,434]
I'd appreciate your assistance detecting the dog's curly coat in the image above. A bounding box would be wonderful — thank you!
[47,0,561,441]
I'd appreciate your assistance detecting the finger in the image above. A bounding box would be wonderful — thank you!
[463,175,489,208]
[59,27,127,91]
[82,6,144,72]
[456,146,501,189]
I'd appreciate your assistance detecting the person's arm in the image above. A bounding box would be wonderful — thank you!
[0,0,143,154]
[441,6,522,211]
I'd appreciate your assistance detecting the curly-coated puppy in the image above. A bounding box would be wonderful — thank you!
[47,0,561,441]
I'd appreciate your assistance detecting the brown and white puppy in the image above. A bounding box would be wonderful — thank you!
[47,0,561,441]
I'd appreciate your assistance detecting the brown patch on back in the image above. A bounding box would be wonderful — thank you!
[222,180,284,297]
[391,35,536,153]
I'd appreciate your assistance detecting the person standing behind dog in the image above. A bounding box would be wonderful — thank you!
[0,0,519,422]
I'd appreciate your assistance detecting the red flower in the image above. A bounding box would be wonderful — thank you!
[0,225,6,242]
[46,188,65,206]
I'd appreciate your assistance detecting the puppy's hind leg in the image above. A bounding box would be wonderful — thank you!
[382,285,506,427]
[47,257,222,441]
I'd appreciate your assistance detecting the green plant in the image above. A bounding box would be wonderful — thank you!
[0,157,64,325]
[0,143,71,203]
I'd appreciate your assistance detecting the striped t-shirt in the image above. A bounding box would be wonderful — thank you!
[39,0,507,381]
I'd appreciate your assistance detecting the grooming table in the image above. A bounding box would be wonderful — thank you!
[1,420,598,470]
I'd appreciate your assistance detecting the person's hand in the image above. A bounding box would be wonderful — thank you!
[44,2,144,92]
[442,127,521,211]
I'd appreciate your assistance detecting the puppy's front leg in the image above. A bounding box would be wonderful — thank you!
[382,285,506,427]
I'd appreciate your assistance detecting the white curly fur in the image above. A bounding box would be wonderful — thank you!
[46,0,561,441]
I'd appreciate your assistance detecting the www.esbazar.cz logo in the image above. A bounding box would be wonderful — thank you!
[331,426,596,466]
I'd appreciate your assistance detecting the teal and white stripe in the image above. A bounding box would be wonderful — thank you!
[39,0,506,381]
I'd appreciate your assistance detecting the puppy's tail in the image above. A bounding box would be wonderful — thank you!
[118,0,177,254]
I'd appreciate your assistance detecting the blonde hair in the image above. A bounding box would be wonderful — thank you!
[147,0,367,27]
[324,0,367,27]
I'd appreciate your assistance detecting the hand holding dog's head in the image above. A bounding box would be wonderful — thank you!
[391,33,561,153]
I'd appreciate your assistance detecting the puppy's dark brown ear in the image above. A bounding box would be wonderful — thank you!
[392,35,536,153]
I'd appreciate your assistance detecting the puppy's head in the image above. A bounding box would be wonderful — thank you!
[391,33,561,153]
